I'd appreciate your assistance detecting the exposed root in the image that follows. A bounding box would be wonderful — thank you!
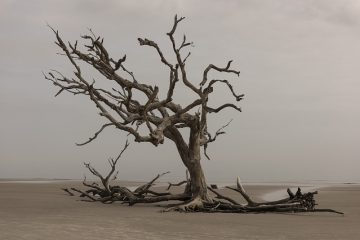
[163,196,204,212]
[161,177,343,214]
[67,178,343,214]
[64,155,343,215]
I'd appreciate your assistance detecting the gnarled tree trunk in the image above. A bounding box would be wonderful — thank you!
[187,159,210,201]
[170,123,211,202]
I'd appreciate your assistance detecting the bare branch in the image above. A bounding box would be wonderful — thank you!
[205,103,241,113]
[178,34,193,51]
[134,171,170,195]
[201,60,240,87]
[205,79,244,102]
[61,188,74,196]
[182,52,191,64]
[115,139,130,160]
[203,119,233,160]
[82,140,129,194]
[167,14,185,36]
[82,175,103,192]
[47,25,82,76]
[167,15,201,96]
[70,188,97,201]
[207,187,240,205]
[138,38,174,70]
[76,123,114,146]
[167,180,188,191]
[226,177,256,206]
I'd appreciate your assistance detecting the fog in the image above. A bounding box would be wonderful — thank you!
[1,0,359,183]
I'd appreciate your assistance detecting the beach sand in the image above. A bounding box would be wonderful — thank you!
[0,181,359,240]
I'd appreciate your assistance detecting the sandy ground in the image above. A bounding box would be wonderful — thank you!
[0,181,359,240]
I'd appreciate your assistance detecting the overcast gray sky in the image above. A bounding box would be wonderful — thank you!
[1,0,359,183]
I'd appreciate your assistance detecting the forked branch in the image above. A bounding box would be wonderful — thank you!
[201,60,240,87]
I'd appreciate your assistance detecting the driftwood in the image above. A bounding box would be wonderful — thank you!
[66,175,343,214]
[63,144,343,214]
[66,141,175,204]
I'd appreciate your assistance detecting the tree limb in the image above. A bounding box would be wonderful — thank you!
[76,123,114,146]
[201,60,240,87]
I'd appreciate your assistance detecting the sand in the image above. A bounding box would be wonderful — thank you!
[0,181,359,240]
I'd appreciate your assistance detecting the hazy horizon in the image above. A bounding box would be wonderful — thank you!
[1,0,359,183]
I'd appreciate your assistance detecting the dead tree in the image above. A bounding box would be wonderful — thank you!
[47,16,342,214]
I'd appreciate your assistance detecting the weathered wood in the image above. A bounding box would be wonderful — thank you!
[67,161,343,214]
[46,15,244,202]
[61,188,74,196]
[49,16,342,215]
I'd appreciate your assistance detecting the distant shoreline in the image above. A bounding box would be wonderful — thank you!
[1,178,359,186]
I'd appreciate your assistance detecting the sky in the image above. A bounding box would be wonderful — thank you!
[1,0,359,183]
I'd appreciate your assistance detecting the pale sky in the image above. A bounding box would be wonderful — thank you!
[1,0,359,183]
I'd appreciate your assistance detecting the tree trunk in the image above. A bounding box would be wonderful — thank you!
[187,160,211,201]
[171,125,211,202]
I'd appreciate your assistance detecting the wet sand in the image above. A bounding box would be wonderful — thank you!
[0,181,359,240]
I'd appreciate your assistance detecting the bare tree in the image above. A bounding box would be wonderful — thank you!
[47,16,342,214]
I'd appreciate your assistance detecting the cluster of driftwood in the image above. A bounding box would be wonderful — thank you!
[62,142,343,214]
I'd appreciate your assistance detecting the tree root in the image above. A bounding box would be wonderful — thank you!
[163,196,204,212]
[62,148,343,215]
[65,179,343,214]
[165,189,344,214]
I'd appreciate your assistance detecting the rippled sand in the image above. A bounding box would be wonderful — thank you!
[0,180,359,240]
